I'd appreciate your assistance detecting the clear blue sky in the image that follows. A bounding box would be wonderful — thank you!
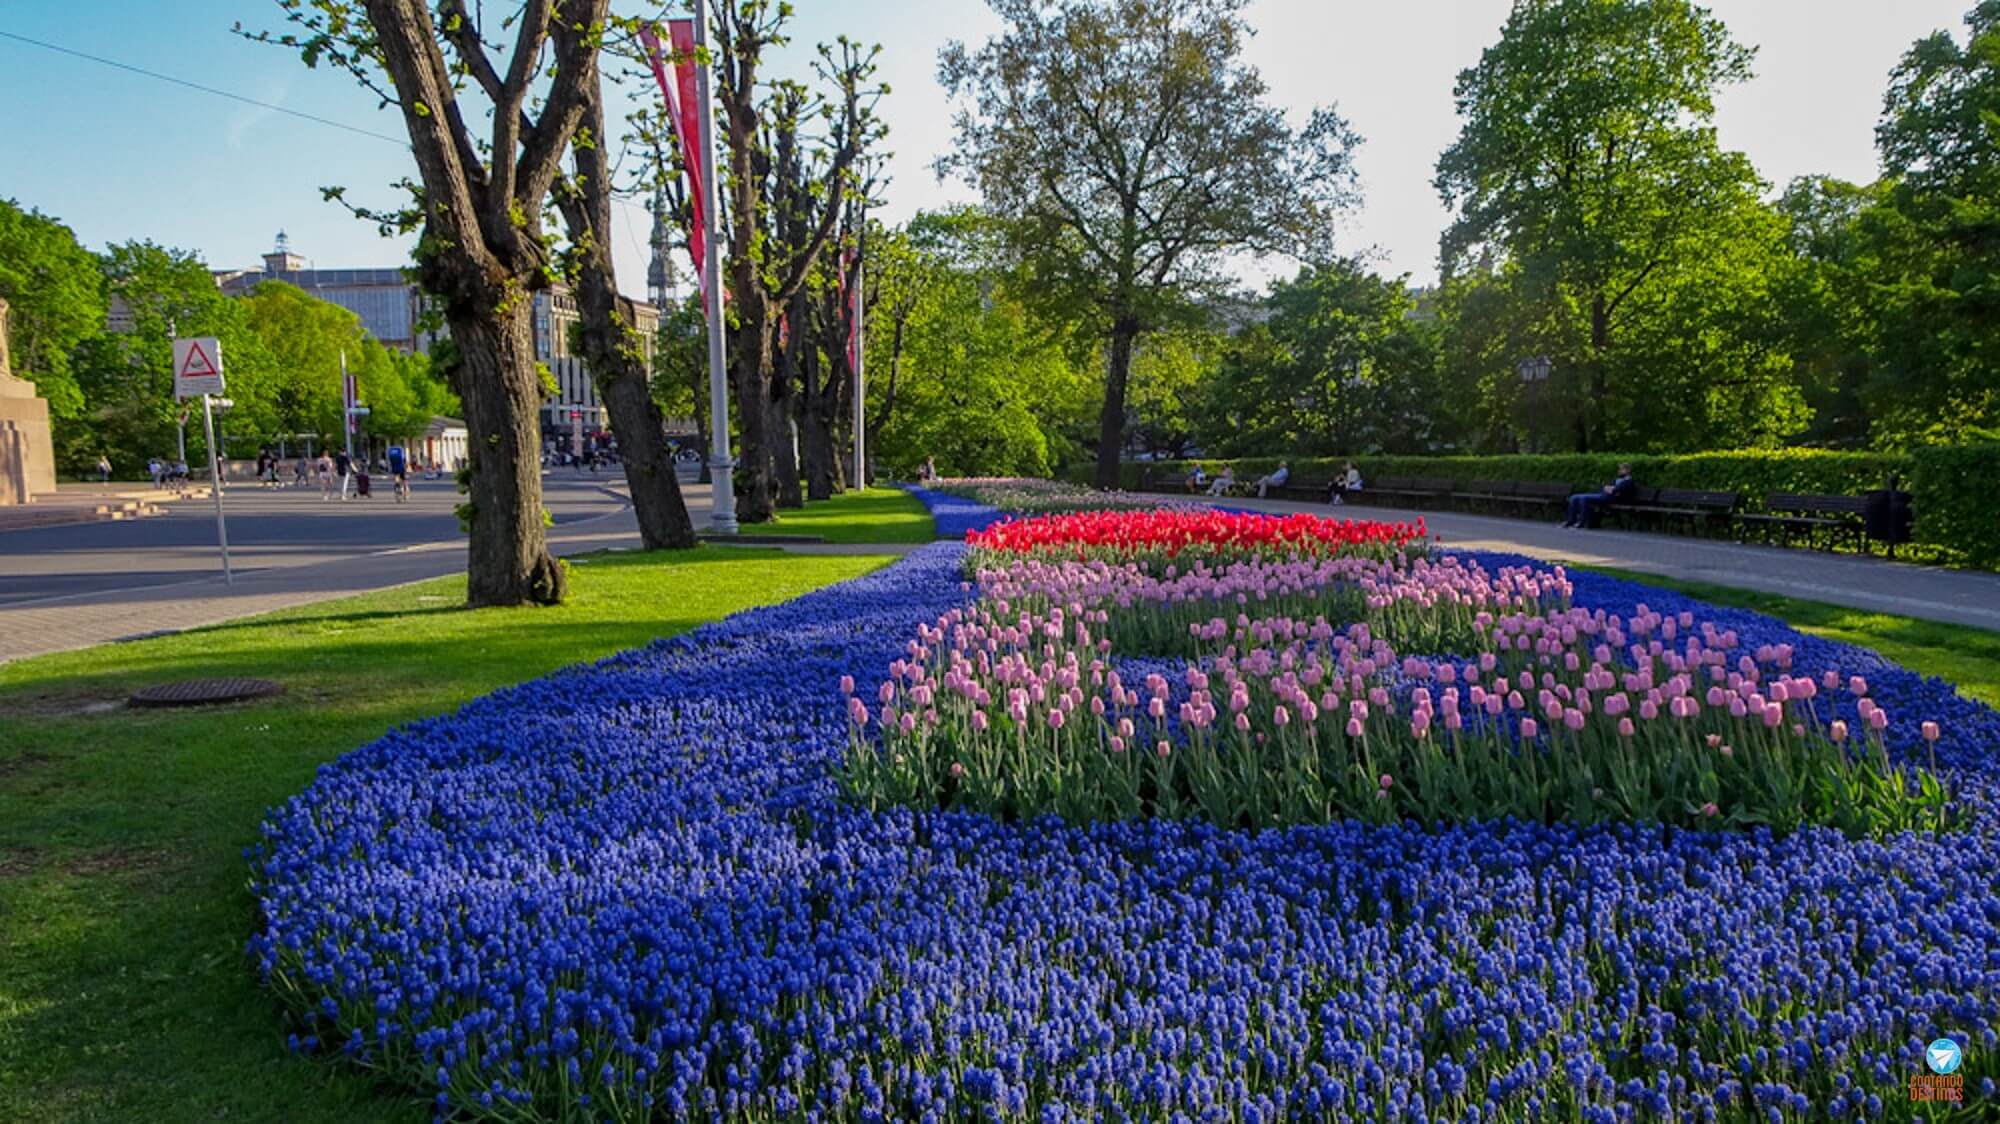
[0,1,1976,297]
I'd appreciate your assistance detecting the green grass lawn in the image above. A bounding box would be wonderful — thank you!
[727,486,935,543]
[1581,565,2000,709]
[0,548,899,1124]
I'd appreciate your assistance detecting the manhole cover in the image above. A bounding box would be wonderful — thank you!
[128,678,286,708]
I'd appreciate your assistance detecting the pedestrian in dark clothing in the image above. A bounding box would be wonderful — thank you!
[335,449,353,501]
[1563,463,1637,528]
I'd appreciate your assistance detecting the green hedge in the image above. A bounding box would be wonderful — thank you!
[1909,443,2000,568]
[1118,451,1910,504]
[1098,448,1996,568]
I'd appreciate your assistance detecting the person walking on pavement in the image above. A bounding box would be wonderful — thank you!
[294,456,309,487]
[96,454,112,483]
[316,451,335,500]
[335,448,353,501]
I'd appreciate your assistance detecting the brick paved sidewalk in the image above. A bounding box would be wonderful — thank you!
[1161,491,2000,631]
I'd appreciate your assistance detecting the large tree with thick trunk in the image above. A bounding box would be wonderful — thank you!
[940,0,1359,489]
[711,3,880,523]
[250,0,612,604]
[432,4,700,551]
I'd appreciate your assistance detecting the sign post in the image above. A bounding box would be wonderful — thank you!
[173,337,231,584]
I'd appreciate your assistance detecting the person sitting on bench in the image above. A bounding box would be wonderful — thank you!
[1327,461,1362,505]
[1205,466,1236,497]
[1563,463,1636,528]
[1185,465,1208,492]
[1255,461,1291,498]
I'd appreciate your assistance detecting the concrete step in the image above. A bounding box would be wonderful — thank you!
[0,498,167,533]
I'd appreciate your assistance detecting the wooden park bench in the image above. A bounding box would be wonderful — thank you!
[1737,492,1869,551]
[1607,486,1741,536]
[1467,479,1573,519]
[1356,476,1452,509]
[1448,478,1515,510]
[1269,475,1333,502]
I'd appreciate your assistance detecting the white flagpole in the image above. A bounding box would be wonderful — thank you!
[851,211,866,490]
[693,0,736,533]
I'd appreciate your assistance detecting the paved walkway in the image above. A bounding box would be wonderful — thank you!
[0,481,922,665]
[1158,492,2000,631]
[9,481,1990,666]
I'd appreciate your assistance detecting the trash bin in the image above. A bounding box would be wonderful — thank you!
[1862,488,1913,545]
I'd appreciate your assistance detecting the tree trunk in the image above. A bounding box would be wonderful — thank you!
[1583,293,1611,453]
[801,341,832,501]
[729,304,777,523]
[600,352,697,548]
[771,387,802,508]
[455,304,567,607]
[559,83,698,550]
[1094,318,1140,490]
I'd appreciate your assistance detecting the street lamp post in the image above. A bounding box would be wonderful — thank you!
[693,0,736,533]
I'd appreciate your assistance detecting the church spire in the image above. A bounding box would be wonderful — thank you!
[646,185,677,307]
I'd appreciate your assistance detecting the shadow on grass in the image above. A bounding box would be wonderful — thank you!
[0,546,890,1123]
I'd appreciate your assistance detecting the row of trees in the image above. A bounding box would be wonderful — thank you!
[254,0,889,603]
[0,199,452,472]
[875,0,1999,474]
[182,0,1987,604]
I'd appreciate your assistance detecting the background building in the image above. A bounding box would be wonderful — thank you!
[215,234,668,452]
[216,233,432,352]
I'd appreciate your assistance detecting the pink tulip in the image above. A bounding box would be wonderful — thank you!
[1379,773,1393,790]
[1868,708,1889,732]
[1520,717,1538,740]
[1922,721,1940,743]
[1849,675,1868,697]
[1701,802,1718,818]
[1345,717,1364,738]
[839,675,855,696]
[1048,709,1065,730]
[1617,717,1635,739]
[971,710,989,732]
[1830,720,1848,743]
[949,762,966,778]
[1157,741,1171,758]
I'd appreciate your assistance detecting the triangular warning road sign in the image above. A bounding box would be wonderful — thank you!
[179,341,218,378]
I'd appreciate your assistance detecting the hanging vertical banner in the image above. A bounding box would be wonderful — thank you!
[639,21,711,309]
[848,250,863,370]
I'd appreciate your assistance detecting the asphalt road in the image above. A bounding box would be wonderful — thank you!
[0,471,635,606]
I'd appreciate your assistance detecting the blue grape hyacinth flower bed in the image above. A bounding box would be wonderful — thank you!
[251,489,2000,1121]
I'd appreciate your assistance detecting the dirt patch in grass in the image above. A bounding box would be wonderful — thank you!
[0,751,54,780]
[0,689,129,718]
[0,845,177,881]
